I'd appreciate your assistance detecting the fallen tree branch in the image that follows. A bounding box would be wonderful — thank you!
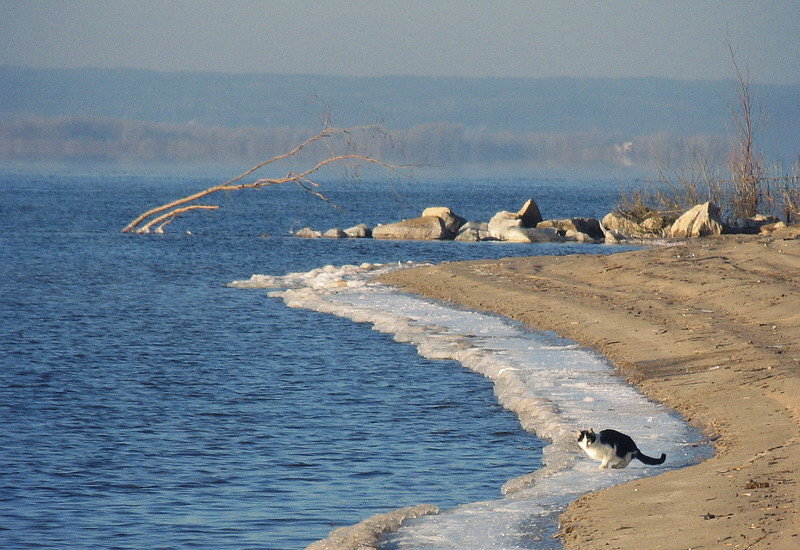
[140,205,221,234]
[122,125,401,233]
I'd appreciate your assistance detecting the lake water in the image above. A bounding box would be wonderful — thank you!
[0,167,708,549]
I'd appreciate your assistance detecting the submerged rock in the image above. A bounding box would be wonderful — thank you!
[508,226,563,243]
[454,228,483,242]
[344,223,372,238]
[455,221,492,242]
[322,228,348,239]
[563,229,601,243]
[294,227,322,238]
[372,216,450,240]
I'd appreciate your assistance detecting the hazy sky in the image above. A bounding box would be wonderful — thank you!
[2,1,799,84]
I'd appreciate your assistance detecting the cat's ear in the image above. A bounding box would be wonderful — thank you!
[589,428,595,434]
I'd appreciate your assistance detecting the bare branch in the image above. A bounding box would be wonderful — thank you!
[295,177,343,210]
[138,205,221,234]
[122,125,405,233]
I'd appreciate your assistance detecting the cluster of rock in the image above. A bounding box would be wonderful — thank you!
[293,199,605,243]
[293,198,786,244]
[601,202,720,241]
[602,201,785,240]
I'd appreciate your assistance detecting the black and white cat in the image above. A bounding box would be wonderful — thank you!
[577,428,666,469]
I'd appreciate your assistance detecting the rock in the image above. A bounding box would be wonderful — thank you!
[372,216,449,240]
[517,198,543,227]
[501,226,533,242]
[489,212,562,242]
[295,227,322,238]
[759,220,787,233]
[538,218,604,241]
[641,215,670,232]
[454,228,482,242]
[600,225,620,244]
[602,212,637,236]
[460,220,488,232]
[421,207,466,238]
[488,200,546,241]
[503,226,562,243]
[563,229,600,243]
[525,227,563,242]
[323,228,348,239]
[602,210,676,239]
[738,214,782,234]
[344,223,372,238]
[571,217,605,240]
[488,211,523,240]
[455,221,492,242]
[669,202,723,238]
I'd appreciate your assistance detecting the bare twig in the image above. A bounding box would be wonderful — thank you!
[727,39,765,220]
[139,205,220,234]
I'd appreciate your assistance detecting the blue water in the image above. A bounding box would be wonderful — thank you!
[1,168,629,549]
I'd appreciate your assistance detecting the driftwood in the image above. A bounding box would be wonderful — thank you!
[122,125,399,233]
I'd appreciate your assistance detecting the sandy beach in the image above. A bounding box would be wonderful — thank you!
[379,227,800,549]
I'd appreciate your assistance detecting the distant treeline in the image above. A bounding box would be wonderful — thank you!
[0,116,729,170]
[2,66,797,171]
[0,117,309,163]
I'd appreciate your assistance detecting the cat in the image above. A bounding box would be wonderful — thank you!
[577,428,666,469]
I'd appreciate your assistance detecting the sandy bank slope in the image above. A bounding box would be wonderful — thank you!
[379,228,800,549]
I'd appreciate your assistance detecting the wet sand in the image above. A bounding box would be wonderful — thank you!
[379,227,800,549]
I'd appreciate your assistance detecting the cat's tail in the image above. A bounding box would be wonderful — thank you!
[634,451,666,465]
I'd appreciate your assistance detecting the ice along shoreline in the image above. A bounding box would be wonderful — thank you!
[231,262,710,549]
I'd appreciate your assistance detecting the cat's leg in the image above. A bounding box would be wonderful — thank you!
[611,455,633,469]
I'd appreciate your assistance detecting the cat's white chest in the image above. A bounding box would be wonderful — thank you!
[579,441,631,469]
[579,441,611,461]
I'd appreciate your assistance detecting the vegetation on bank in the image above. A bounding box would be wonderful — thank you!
[618,46,800,228]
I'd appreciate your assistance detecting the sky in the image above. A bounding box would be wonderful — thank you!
[1,1,799,84]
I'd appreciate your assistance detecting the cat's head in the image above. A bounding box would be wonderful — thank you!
[577,429,596,445]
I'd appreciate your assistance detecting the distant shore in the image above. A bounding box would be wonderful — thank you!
[379,227,800,548]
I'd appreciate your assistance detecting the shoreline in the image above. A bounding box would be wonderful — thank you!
[290,261,702,549]
[378,228,800,548]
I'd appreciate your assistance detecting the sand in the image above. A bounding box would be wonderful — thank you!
[379,226,800,549]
